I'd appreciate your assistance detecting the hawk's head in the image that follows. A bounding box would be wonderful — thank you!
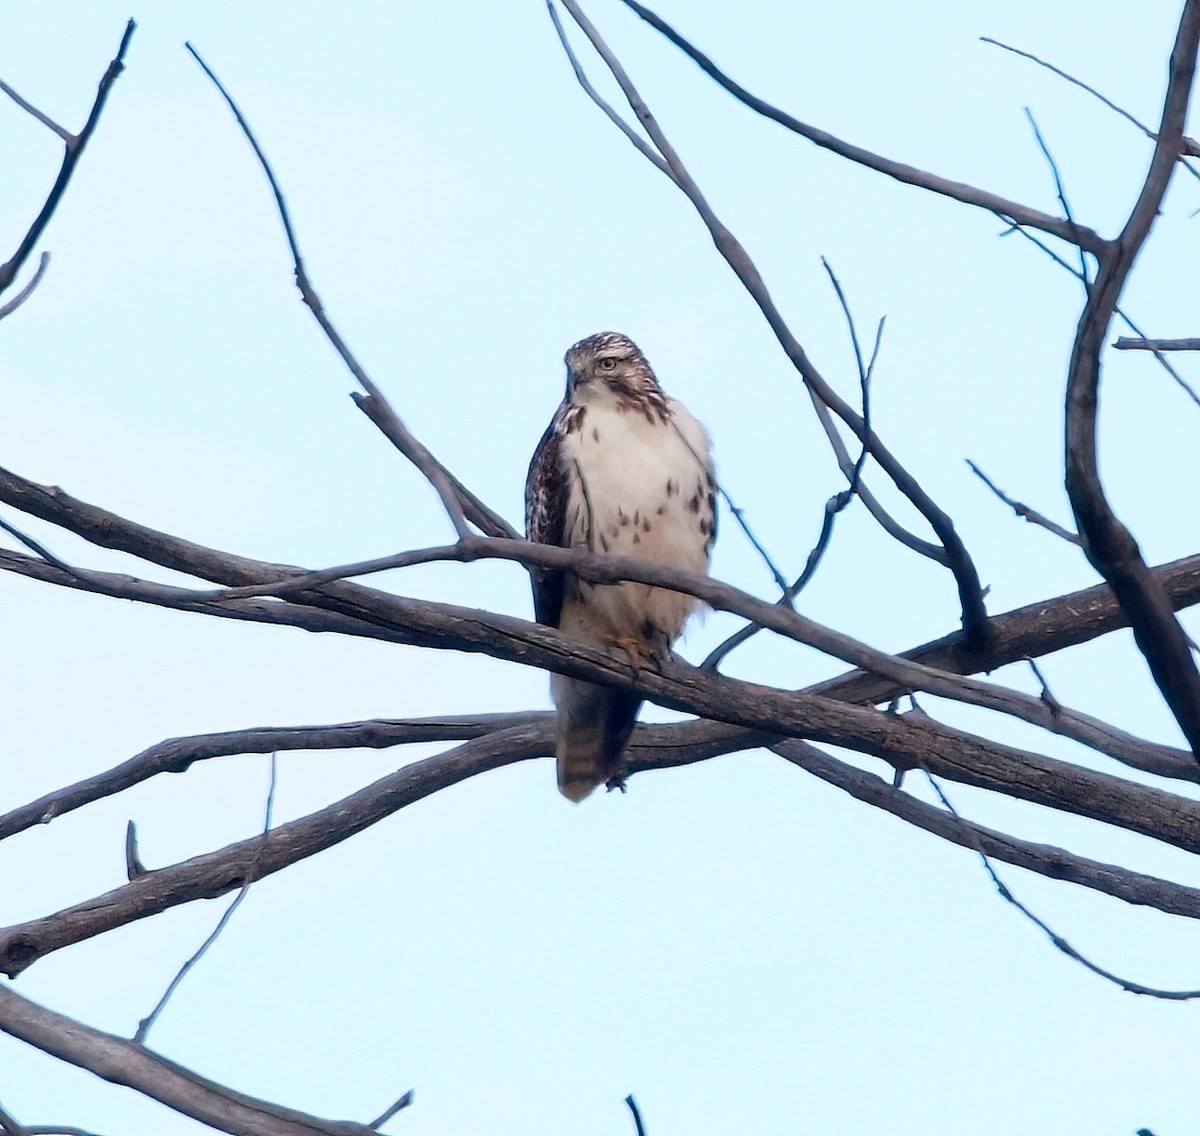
[563,332,663,407]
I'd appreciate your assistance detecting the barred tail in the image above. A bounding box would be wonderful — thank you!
[552,676,641,802]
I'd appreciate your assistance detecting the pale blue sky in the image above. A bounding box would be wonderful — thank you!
[2,2,1199,1133]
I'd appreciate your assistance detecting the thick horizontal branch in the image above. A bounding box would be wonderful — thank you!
[0,982,375,1136]
[775,741,1200,919]
[8,457,1198,714]
[814,552,1200,706]
[2,467,1189,785]
[0,713,546,842]
[619,0,1108,257]
[217,534,1195,782]
[9,660,1200,977]
[3,465,1200,790]
[1113,337,1200,351]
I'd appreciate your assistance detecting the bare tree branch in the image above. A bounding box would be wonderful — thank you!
[0,251,49,321]
[981,35,1200,189]
[0,21,135,298]
[11,656,1200,978]
[774,740,1200,920]
[183,43,513,542]
[0,982,379,1136]
[2,455,1197,792]
[1114,336,1200,351]
[551,0,992,648]
[1,458,1188,783]
[1063,1,1200,756]
[0,713,544,842]
[966,460,1081,544]
[1023,107,1091,293]
[917,770,1200,999]
[616,0,1107,255]
[133,754,278,1043]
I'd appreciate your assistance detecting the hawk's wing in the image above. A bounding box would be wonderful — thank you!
[525,410,571,628]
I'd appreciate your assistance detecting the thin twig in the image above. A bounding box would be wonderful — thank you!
[1026,657,1063,714]
[982,35,1200,188]
[617,0,1106,255]
[367,1090,414,1129]
[624,1095,647,1136]
[1002,220,1200,408]
[0,252,50,321]
[0,515,80,575]
[0,79,72,141]
[715,488,789,593]
[124,820,146,880]
[0,21,135,297]
[184,43,492,542]
[702,277,881,670]
[133,754,278,1044]
[545,2,672,177]
[966,460,1081,544]
[1023,107,1090,294]
[922,771,1200,999]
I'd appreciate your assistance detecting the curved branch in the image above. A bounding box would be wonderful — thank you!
[1064,1,1200,755]
[0,252,50,321]
[183,43,515,542]
[617,1,1107,256]
[0,712,547,842]
[775,741,1200,920]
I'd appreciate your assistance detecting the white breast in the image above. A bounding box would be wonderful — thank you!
[558,398,714,649]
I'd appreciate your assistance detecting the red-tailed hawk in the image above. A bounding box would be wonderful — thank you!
[526,332,716,801]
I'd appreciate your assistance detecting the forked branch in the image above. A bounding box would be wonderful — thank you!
[0,21,135,297]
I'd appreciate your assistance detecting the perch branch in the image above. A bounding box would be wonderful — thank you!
[0,466,1195,788]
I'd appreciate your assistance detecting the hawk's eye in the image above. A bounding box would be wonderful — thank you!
[598,357,617,370]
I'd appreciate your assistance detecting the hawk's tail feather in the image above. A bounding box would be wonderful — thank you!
[552,676,642,802]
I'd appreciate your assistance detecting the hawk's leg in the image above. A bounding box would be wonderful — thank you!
[609,635,657,670]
